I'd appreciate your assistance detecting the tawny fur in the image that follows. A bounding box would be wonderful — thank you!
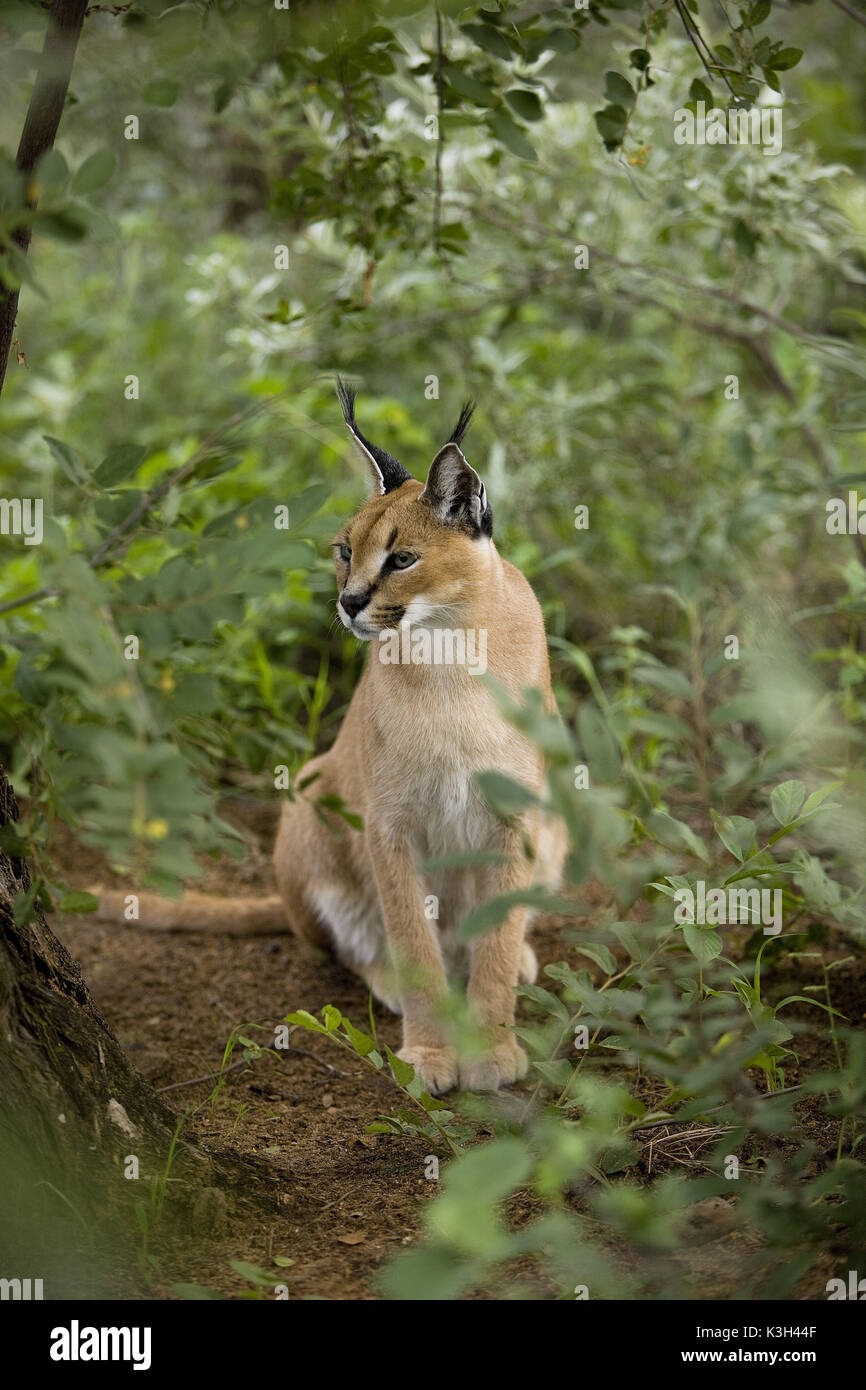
[86,408,567,1095]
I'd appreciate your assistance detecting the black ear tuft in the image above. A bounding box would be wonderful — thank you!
[335,376,414,496]
[335,376,359,431]
[448,399,476,448]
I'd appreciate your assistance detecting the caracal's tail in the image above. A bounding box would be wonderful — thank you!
[80,888,288,934]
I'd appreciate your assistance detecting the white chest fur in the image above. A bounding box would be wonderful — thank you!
[367,663,533,858]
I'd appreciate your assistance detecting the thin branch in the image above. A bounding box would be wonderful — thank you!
[467,201,843,352]
[673,0,737,97]
[0,584,58,619]
[0,0,88,396]
[156,1059,250,1093]
[831,0,866,26]
[156,1039,346,1092]
[433,5,445,254]
[284,1044,346,1077]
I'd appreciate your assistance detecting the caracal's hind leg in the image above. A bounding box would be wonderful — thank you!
[272,779,333,950]
[273,761,396,1007]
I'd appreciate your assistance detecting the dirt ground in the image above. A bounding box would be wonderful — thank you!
[51,794,864,1301]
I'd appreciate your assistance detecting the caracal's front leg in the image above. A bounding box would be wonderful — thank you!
[461,830,534,1091]
[367,824,457,1095]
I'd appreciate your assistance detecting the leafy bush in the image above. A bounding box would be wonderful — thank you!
[2,0,865,1299]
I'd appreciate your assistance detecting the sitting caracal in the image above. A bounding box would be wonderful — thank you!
[271,383,566,1092]
[92,384,566,1094]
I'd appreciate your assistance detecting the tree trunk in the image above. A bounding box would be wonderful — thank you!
[0,0,88,394]
[0,6,275,1297]
[0,768,255,1296]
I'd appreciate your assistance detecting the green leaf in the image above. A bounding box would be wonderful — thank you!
[633,664,695,700]
[504,89,543,123]
[648,879,682,900]
[533,1058,573,1088]
[604,72,635,108]
[486,110,537,161]
[71,150,118,195]
[768,47,803,71]
[36,150,69,186]
[58,890,99,913]
[573,942,618,975]
[732,218,758,259]
[611,922,646,962]
[283,482,331,531]
[682,924,723,963]
[230,1260,274,1287]
[793,854,842,912]
[143,79,180,106]
[775,995,847,1020]
[437,221,470,252]
[285,1009,329,1035]
[385,1045,415,1087]
[35,208,89,242]
[517,983,569,1021]
[418,1093,451,1115]
[459,888,577,940]
[594,104,628,147]
[711,811,757,863]
[446,67,497,106]
[600,1141,639,1173]
[213,79,234,114]
[577,704,620,782]
[689,78,714,105]
[13,886,37,926]
[0,824,30,856]
[460,23,512,60]
[322,1005,342,1031]
[800,782,842,817]
[342,1017,376,1056]
[43,435,90,487]
[770,780,806,826]
[475,770,537,817]
[93,444,147,488]
[539,28,578,55]
[644,810,710,865]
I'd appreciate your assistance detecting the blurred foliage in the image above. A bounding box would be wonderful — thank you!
[376,675,866,1297]
[1,0,866,1297]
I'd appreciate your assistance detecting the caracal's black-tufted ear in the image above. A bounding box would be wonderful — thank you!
[420,400,492,537]
[335,377,414,496]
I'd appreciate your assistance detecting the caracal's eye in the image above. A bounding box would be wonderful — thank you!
[338,544,352,564]
[392,551,417,570]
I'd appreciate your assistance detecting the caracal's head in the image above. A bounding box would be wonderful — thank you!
[331,379,494,640]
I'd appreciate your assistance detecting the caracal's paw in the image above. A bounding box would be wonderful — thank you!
[398,1044,459,1096]
[459,1038,529,1092]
